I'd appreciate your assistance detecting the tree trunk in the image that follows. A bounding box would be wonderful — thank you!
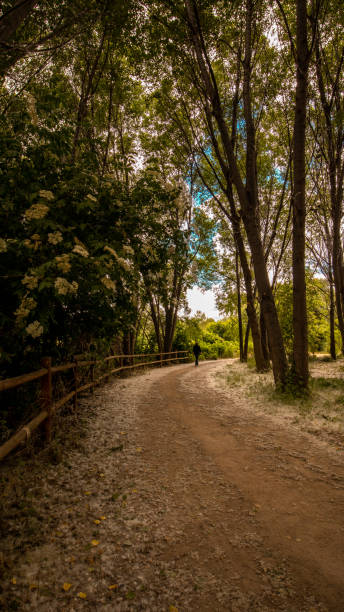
[235,249,244,361]
[260,307,270,363]
[333,230,344,353]
[292,0,309,388]
[227,188,268,371]
[329,280,336,359]
[243,322,250,362]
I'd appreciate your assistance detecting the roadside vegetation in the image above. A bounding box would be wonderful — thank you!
[217,356,344,449]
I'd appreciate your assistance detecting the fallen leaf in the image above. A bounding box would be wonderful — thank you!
[11,577,16,585]
[78,592,87,599]
[91,540,99,546]
[94,519,101,525]
[136,447,142,452]
[63,583,72,592]
[99,473,104,477]
[132,489,137,493]
[296,538,302,542]
[84,491,91,496]
[108,584,118,590]
[29,583,38,590]
[100,516,106,520]
[69,556,76,563]
[169,606,178,612]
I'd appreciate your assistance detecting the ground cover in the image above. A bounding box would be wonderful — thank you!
[1,358,343,611]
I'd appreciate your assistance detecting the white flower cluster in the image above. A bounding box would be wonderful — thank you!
[15,297,37,320]
[24,203,49,221]
[22,274,38,290]
[123,245,135,256]
[116,256,131,272]
[101,276,116,291]
[104,245,132,271]
[26,320,44,338]
[39,190,54,201]
[48,231,63,245]
[55,277,78,295]
[56,254,71,273]
[73,244,89,257]
[23,234,41,251]
[0,238,7,252]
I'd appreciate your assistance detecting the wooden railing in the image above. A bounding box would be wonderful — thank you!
[0,350,189,462]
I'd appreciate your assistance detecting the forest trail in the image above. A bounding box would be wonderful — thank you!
[2,360,344,611]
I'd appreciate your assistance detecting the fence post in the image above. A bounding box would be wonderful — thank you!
[41,357,52,443]
[160,353,163,367]
[73,356,78,411]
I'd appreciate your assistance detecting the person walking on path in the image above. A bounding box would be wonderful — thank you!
[193,342,201,366]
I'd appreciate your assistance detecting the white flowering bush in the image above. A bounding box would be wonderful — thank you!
[55,254,71,273]
[48,231,63,245]
[101,276,116,291]
[22,275,39,290]
[73,244,89,257]
[15,297,37,321]
[24,203,49,221]
[54,277,78,295]
[39,190,54,201]
[25,321,44,338]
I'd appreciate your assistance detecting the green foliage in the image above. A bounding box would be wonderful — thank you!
[275,275,337,360]
[172,315,239,360]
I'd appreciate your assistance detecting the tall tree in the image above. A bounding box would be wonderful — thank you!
[291,0,311,387]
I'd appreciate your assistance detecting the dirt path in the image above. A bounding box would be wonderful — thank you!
[1,360,344,611]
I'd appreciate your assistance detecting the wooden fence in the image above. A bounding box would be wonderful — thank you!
[0,350,189,462]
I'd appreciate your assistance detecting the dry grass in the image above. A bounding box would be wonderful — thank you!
[214,356,344,448]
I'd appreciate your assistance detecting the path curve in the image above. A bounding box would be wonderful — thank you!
[2,360,344,611]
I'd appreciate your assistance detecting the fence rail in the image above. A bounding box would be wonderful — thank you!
[0,350,189,462]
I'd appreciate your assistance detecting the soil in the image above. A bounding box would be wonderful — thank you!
[1,358,344,611]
